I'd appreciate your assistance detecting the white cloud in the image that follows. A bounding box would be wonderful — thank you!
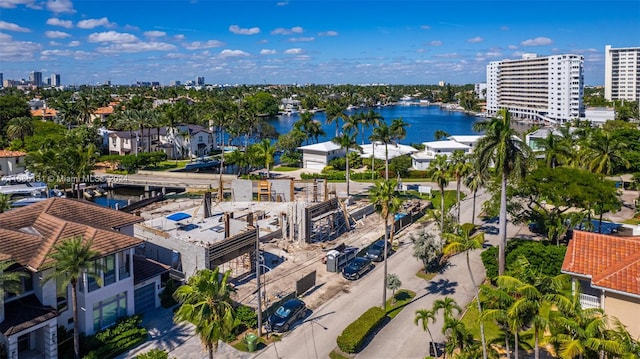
[420,25,431,30]
[184,40,225,50]
[318,30,338,36]
[0,21,30,32]
[88,31,138,43]
[508,45,518,50]
[45,30,71,38]
[144,30,166,38]
[284,48,302,55]
[218,49,250,58]
[433,53,460,58]
[229,25,260,35]
[68,40,80,46]
[467,36,484,43]
[0,0,40,9]
[97,42,176,54]
[48,40,61,46]
[276,1,288,5]
[77,17,114,29]
[174,34,185,40]
[260,49,276,55]
[521,36,552,46]
[271,26,303,35]
[288,37,314,42]
[46,17,73,28]
[40,48,92,60]
[500,26,509,31]
[46,0,74,13]
[0,32,41,61]
[429,40,442,46]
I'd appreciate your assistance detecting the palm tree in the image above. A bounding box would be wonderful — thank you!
[256,139,276,178]
[63,143,98,199]
[369,118,409,181]
[538,131,573,168]
[43,236,101,359]
[0,259,28,298]
[463,166,488,226]
[369,180,402,308]
[173,268,239,359]
[0,193,11,213]
[414,308,439,357]
[473,108,532,275]
[434,129,451,140]
[480,284,519,359]
[433,296,462,321]
[294,112,314,145]
[358,110,382,145]
[443,223,488,359]
[307,120,326,144]
[428,155,450,243]
[325,101,347,138]
[6,116,34,144]
[450,151,472,223]
[332,132,359,197]
[74,93,96,125]
[586,129,630,175]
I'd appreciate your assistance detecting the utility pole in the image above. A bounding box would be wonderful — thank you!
[256,224,262,337]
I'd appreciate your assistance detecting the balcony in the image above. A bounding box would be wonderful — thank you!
[579,293,601,309]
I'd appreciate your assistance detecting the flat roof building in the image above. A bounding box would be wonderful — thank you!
[604,45,640,102]
[486,53,584,124]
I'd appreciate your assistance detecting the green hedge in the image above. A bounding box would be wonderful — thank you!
[481,239,567,281]
[82,315,148,359]
[336,307,386,353]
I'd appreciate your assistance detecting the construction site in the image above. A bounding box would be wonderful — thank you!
[133,176,430,315]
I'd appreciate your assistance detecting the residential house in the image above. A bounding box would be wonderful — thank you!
[358,143,418,161]
[0,198,167,359]
[411,140,471,170]
[0,151,27,178]
[30,109,58,122]
[298,141,345,170]
[561,230,640,338]
[90,106,115,124]
[108,124,214,159]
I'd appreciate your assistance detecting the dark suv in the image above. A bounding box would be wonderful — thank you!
[342,257,375,280]
[266,298,307,333]
[366,239,392,262]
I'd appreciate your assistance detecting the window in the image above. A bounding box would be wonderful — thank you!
[93,292,127,332]
[117,251,130,280]
[104,254,116,286]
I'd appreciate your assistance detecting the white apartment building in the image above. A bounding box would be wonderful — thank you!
[486,53,584,124]
[604,45,640,102]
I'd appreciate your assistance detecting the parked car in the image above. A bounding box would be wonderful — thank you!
[342,256,375,280]
[266,298,307,333]
[366,239,392,262]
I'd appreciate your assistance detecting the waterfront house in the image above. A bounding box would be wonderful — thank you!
[411,140,471,170]
[0,198,168,359]
[561,230,640,339]
[30,109,58,122]
[0,150,27,178]
[298,141,345,170]
[359,142,418,161]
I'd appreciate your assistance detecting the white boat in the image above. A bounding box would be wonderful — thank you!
[0,181,48,196]
[398,96,415,106]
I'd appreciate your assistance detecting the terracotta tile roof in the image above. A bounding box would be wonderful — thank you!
[0,198,143,271]
[94,106,114,115]
[30,108,57,118]
[0,150,27,158]
[562,230,640,296]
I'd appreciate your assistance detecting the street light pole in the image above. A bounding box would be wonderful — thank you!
[256,224,262,337]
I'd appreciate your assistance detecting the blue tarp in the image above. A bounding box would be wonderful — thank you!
[167,212,192,221]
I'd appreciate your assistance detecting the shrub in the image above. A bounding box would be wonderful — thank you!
[481,239,567,281]
[235,304,258,331]
[83,315,148,359]
[160,279,180,308]
[336,306,386,353]
[136,348,172,359]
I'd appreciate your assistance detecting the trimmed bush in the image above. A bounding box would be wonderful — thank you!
[83,315,148,359]
[336,306,386,353]
[481,239,567,281]
[136,348,171,359]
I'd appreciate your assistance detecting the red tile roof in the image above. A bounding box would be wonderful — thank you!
[562,230,640,296]
[0,198,144,271]
[30,108,57,118]
[0,150,27,158]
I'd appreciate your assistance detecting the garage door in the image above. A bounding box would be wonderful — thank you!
[305,161,325,170]
[134,283,156,314]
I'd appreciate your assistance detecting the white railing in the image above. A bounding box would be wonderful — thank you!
[580,293,601,309]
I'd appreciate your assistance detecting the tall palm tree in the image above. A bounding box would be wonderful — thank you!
[428,155,450,243]
[481,284,519,359]
[463,166,488,226]
[173,268,239,359]
[332,132,359,197]
[256,139,276,178]
[74,93,96,125]
[443,223,488,359]
[307,120,326,144]
[433,296,462,322]
[64,143,98,199]
[369,180,402,308]
[360,109,382,145]
[414,309,439,357]
[450,151,472,223]
[294,112,314,145]
[538,131,573,169]
[369,122,394,180]
[473,108,532,275]
[325,101,347,138]
[6,116,34,145]
[43,237,101,359]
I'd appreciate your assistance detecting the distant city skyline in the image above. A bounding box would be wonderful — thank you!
[1,0,638,86]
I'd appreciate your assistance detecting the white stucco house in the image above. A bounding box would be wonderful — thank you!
[359,142,418,160]
[0,150,26,178]
[411,140,472,170]
[108,124,215,159]
[298,141,345,170]
[0,198,168,359]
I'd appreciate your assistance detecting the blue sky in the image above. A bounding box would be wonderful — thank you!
[1,0,639,86]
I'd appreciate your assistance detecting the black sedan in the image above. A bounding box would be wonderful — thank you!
[266,298,307,333]
[342,257,375,280]
[366,239,392,262]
